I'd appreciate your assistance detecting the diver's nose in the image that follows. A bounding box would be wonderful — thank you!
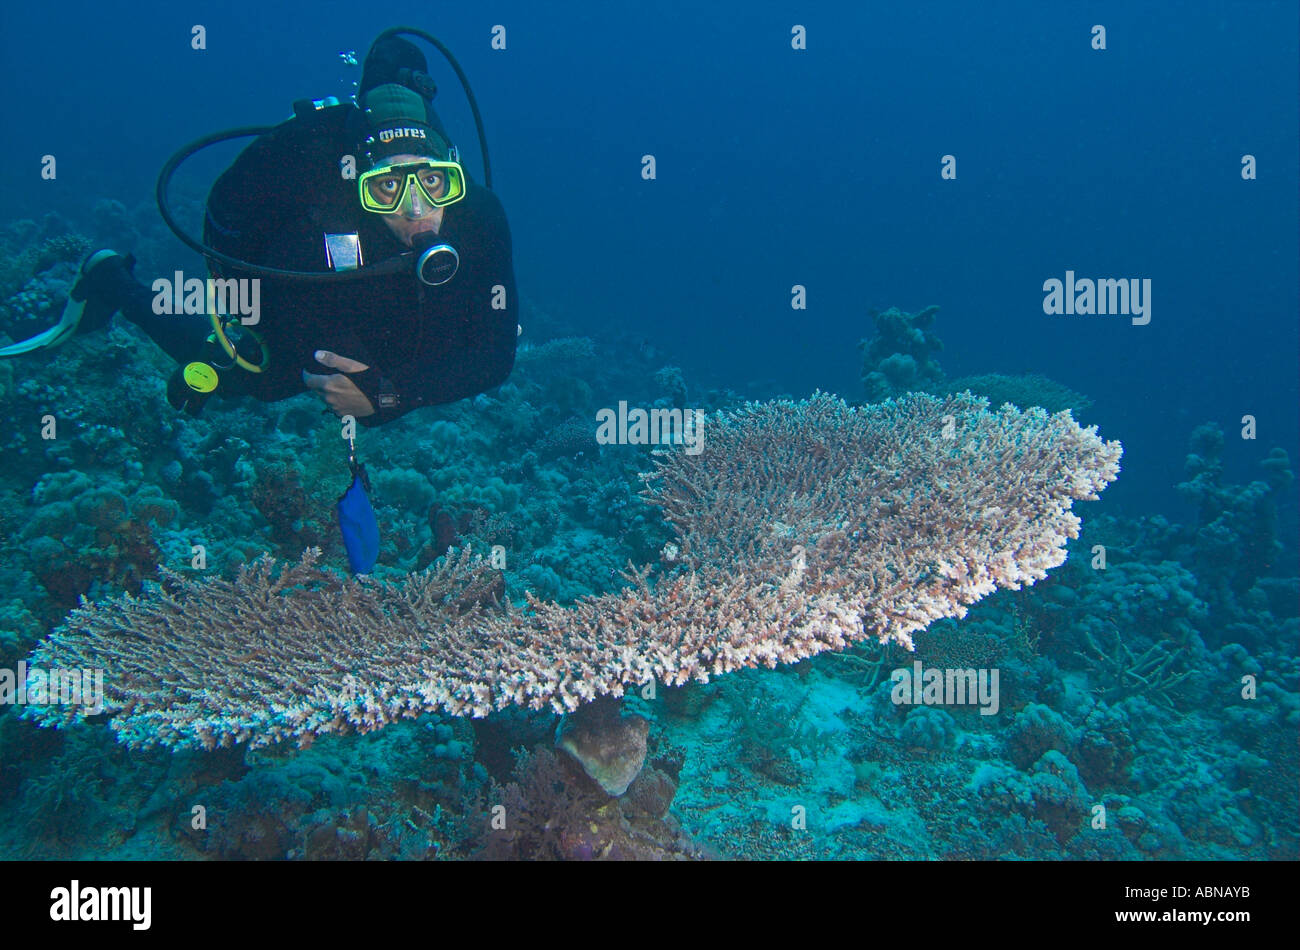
[405,187,428,218]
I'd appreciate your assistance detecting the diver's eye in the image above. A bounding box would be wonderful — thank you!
[418,170,445,195]
[365,175,401,198]
[364,175,405,207]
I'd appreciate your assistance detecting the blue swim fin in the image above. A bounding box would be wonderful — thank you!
[337,462,380,575]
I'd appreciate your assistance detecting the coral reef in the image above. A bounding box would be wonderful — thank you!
[1176,423,1293,635]
[858,305,944,401]
[0,215,91,303]
[476,744,704,860]
[24,392,1120,750]
[556,698,649,796]
[0,224,1294,862]
[939,373,1093,416]
[858,307,1093,417]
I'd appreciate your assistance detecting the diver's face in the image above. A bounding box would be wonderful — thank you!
[372,153,445,247]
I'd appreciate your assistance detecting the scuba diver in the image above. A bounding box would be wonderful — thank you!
[4,29,516,429]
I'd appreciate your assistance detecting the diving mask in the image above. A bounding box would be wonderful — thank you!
[359,159,466,214]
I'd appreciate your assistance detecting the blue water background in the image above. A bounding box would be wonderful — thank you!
[1,0,1296,515]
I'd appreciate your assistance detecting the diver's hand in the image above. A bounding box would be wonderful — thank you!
[302,350,376,418]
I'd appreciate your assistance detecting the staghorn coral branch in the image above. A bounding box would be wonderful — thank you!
[24,392,1121,750]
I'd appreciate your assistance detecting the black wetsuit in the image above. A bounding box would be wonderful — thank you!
[123,103,517,427]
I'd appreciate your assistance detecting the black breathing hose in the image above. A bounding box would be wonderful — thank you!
[377,26,492,190]
[155,27,491,282]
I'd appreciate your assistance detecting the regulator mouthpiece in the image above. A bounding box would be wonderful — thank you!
[413,235,458,285]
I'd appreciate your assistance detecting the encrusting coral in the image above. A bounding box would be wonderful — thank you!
[937,373,1094,416]
[858,305,944,401]
[24,391,1121,751]
[556,697,650,796]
